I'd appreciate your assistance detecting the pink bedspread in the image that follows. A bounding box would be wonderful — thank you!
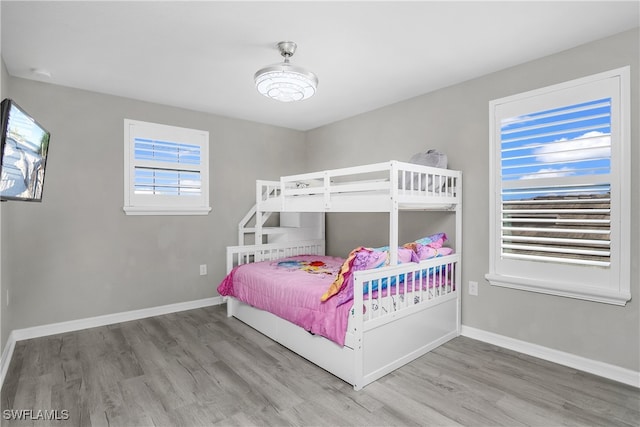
[217,255,353,346]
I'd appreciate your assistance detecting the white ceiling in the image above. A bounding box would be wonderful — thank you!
[2,1,638,131]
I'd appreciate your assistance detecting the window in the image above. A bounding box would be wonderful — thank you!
[486,67,630,305]
[124,119,211,215]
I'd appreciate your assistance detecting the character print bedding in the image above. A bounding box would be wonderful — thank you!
[217,233,453,346]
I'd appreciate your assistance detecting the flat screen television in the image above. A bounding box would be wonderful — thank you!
[0,98,51,201]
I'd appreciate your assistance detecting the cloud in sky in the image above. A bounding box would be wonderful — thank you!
[520,167,574,180]
[501,115,530,128]
[533,131,610,163]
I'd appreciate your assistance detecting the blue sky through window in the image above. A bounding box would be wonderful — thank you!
[132,137,202,196]
[500,98,611,201]
[134,138,201,165]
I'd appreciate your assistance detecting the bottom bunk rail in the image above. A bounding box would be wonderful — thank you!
[226,239,325,273]
[353,254,460,326]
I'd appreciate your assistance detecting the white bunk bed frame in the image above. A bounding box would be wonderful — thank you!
[224,160,462,390]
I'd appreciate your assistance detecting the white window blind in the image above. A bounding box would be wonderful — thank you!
[486,67,630,305]
[500,98,612,267]
[124,120,211,215]
[133,139,202,196]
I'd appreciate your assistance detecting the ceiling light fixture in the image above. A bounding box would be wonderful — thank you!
[254,41,318,102]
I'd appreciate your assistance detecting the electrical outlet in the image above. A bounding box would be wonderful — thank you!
[469,281,478,296]
[199,264,207,276]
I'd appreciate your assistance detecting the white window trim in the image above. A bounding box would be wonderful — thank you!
[123,119,211,216]
[486,67,631,306]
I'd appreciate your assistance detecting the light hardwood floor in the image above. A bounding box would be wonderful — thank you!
[1,305,638,427]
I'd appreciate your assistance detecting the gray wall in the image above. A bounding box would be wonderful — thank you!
[0,77,306,347]
[306,28,639,372]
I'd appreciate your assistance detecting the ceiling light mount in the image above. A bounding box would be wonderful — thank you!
[254,41,318,103]
[277,41,297,59]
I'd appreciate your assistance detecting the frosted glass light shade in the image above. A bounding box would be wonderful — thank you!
[254,62,318,102]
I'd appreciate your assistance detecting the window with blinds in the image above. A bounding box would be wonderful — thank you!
[124,120,210,215]
[500,98,612,267]
[486,67,630,305]
[133,139,202,196]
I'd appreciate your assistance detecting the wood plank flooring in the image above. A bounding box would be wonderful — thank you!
[1,305,638,426]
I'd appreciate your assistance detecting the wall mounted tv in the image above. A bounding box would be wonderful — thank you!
[0,98,51,202]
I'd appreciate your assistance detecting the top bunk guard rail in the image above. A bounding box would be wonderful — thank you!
[256,180,284,203]
[252,161,461,266]
[258,161,461,213]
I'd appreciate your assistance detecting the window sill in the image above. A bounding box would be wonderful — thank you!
[123,206,212,216]
[485,273,631,306]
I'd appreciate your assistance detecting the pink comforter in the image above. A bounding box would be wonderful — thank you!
[217,255,353,346]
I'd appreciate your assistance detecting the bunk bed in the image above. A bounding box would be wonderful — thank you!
[219,160,462,390]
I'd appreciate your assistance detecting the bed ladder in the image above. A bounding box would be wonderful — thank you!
[238,181,324,246]
[237,204,279,245]
[238,205,324,246]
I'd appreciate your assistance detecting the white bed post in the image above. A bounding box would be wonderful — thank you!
[280,178,287,212]
[255,180,264,245]
[352,271,365,390]
[389,204,399,265]
[455,173,463,334]
[389,161,399,265]
[323,170,331,210]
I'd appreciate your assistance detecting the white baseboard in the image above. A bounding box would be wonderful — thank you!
[0,296,222,388]
[461,325,640,389]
